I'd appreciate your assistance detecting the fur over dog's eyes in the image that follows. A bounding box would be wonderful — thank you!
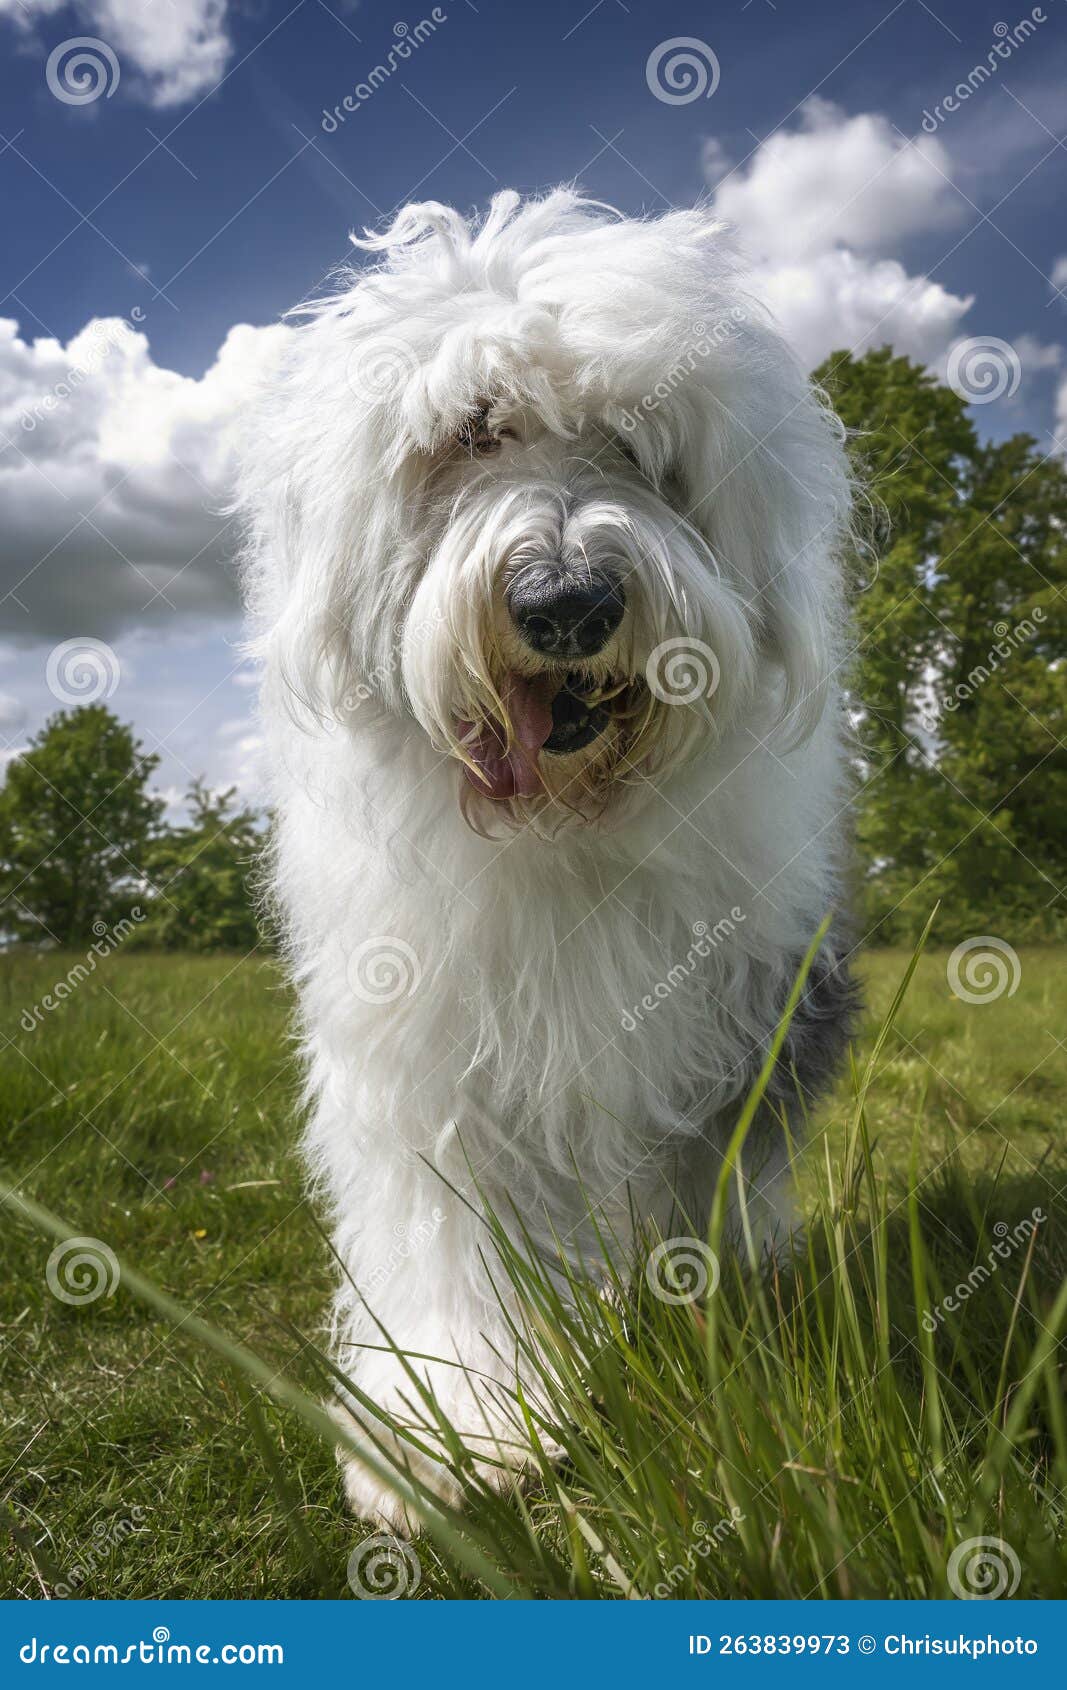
[457,405,517,456]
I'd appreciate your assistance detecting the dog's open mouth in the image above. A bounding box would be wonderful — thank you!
[545,672,616,753]
[457,670,637,800]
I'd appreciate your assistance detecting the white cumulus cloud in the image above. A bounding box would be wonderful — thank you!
[0,313,289,640]
[0,690,26,731]
[750,247,974,373]
[0,0,232,108]
[708,99,975,367]
[713,98,963,262]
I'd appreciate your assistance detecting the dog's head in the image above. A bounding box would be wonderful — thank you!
[244,190,851,832]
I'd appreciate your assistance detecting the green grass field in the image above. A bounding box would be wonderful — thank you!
[1,941,1065,1600]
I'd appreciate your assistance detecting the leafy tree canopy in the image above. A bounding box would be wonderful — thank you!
[0,705,161,945]
[817,348,1067,941]
[138,778,266,953]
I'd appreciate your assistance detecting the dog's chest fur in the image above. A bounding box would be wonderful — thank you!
[273,697,847,1219]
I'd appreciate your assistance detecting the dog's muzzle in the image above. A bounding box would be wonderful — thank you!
[457,669,624,801]
[505,565,625,660]
[452,565,631,801]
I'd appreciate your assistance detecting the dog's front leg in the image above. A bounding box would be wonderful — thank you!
[326,1150,539,1529]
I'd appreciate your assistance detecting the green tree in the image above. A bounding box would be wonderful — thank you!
[816,348,1067,941]
[139,780,265,952]
[0,705,161,945]
[819,346,977,759]
[817,348,975,935]
[919,436,1067,934]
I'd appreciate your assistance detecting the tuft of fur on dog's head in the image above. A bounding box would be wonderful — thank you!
[239,188,852,835]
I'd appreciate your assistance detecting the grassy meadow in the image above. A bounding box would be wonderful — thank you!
[1,940,1065,1599]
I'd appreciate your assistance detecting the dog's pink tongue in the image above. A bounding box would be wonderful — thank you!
[459,673,556,799]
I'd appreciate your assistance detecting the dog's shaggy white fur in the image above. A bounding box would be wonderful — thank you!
[238,189,856,1526]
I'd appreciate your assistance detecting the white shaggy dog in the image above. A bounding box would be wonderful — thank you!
[238,189,857,1526]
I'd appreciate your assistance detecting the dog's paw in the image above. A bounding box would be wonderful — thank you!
[330,1397,537,1529]
[340,1445,461,1534]
[329,1400,443,1529]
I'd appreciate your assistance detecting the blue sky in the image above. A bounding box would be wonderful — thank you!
[2,0,1066,810]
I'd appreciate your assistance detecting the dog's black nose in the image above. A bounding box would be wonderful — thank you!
[506,566,625,659]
